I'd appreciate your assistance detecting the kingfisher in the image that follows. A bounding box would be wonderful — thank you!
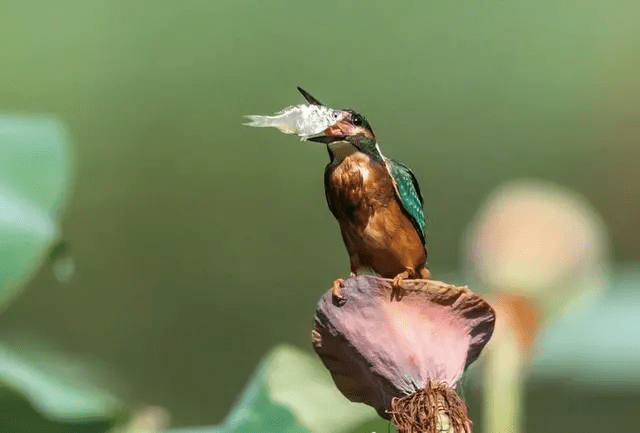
[298,87,431,301]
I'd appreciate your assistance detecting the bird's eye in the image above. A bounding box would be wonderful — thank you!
[331,112,340,120]
[352,113,363,126]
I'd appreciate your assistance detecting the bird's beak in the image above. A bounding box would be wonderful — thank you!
[306,134,336,144]
[296,87,359,143]
[297,86,324,106]
[306,118,356,143]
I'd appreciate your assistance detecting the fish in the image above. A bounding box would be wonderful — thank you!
[244,104,345,139]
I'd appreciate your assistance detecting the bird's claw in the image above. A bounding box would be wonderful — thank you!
[391,278,405,301]
[391,271,411,301]
[420,267,431,280]
[331,278,346,306]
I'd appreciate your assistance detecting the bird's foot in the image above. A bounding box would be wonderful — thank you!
[391,270,411,301]
[331,278,346,306]
[419,266,431,280]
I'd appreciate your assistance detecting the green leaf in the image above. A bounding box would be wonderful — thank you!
[0,342,124,432]
[533,265,640,384]
[0,116,122,431]
[170,345,377,433]
[0,116,72,307]
[0,385,115,433]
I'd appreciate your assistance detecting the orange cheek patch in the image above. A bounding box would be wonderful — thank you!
[326,123,347,136]
[325,122,375,139]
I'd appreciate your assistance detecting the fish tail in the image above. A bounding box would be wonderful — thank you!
[243,115,278,128]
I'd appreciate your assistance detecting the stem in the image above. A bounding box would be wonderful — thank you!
[484,331,524,433]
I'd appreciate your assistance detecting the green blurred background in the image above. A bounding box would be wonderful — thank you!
[1,0,639,430]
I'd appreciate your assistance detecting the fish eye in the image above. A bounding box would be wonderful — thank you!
[352,113,363,126]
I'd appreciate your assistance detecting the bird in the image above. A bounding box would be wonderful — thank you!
[298,87,430,301]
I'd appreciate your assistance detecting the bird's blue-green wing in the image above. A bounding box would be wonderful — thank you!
[385,158,427,244]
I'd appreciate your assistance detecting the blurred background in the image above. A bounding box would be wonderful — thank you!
[1,1,639,432]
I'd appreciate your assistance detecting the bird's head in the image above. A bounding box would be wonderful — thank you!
[297,87,376,144]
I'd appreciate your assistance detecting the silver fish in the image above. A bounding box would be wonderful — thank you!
[244,104,345,138]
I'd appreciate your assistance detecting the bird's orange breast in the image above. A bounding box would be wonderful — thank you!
[326,152,426,277]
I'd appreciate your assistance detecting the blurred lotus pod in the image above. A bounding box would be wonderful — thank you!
[121,406,170,433]
[312,276,495,432]
[465,179,612,433]
[465,179,610,317]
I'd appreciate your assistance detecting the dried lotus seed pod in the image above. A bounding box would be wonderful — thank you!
[313,276,495,433]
